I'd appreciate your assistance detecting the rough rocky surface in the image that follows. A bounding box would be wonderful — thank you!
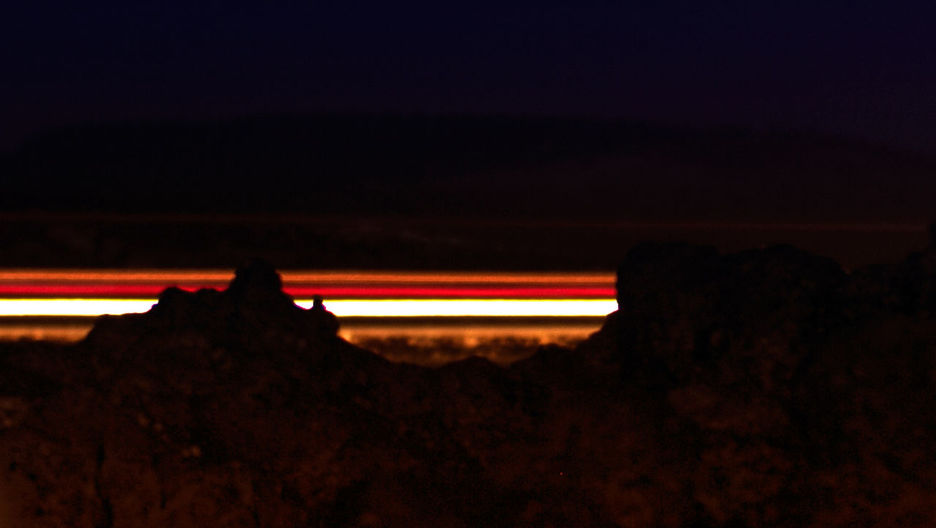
[3,245,936,526]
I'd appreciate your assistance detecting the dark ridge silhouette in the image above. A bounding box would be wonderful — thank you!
[3,245,936,525]
[2,114,935,221]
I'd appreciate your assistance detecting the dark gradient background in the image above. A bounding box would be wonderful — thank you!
[3,1,935,153]
[5,7,936,525]
[2,1,935,231]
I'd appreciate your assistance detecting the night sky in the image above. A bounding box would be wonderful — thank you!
[3,1,935,154]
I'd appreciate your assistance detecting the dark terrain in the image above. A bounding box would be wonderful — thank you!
[3,115,935,223]
[0,213,927,270]
[3,115,932,273]
[3,236,936,526]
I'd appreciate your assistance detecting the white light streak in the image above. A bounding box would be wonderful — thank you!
[0,298,617,318]
[0,299,157,317]
[299,299,617,317]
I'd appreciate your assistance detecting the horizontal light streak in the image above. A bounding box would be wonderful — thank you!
[303,299,617,317]
[0,270,616,304]
[0,270,618,338]
[0,270,235,282]
[0,298,617,318]
[0,269,614,284]
[0,299,157,317]
[0,284,614,298]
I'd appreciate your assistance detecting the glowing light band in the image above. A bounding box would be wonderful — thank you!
[0,299,158,317]
[0,298,617,318]
[0,269,614,284]
[299,299,617,317]
[0,270,618,320]
[0,284,613,298]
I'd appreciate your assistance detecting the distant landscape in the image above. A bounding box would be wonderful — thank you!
[2,115,934,223]
[0,212,928,270]
[1,114,933,272]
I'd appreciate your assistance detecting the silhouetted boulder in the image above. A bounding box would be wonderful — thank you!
[226,258,287,304]
[614,243,848,377]
[854,225,936,314]
[309,294,340,336]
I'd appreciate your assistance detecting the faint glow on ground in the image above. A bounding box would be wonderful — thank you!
[0,320,605,346]
[340,322,602,342]
[0,323,94,342]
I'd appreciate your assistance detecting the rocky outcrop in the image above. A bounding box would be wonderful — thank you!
[2,249,936,526]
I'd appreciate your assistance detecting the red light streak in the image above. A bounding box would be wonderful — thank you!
[0,269,613,284]
[0,283,614,298]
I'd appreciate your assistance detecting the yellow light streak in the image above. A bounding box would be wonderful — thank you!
[0,298,617,318]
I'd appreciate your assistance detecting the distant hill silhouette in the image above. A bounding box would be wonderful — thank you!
[2,114,934,221]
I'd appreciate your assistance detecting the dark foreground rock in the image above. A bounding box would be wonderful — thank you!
[2,250,936,526]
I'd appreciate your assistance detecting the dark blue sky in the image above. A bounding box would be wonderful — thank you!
[3,1,935,153]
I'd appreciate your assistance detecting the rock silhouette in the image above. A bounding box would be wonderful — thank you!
[2,251,936,526]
